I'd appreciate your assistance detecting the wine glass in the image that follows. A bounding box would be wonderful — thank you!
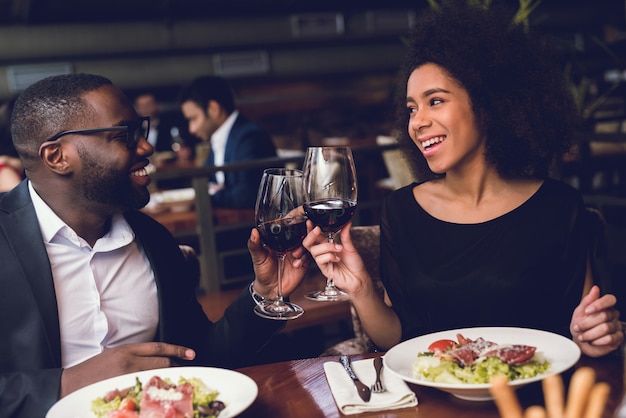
[254,168,307,320]
[303,146,358,301]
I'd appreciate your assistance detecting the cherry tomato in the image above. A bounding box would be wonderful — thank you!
[118,397,138,411]
[107,410,139,418]
[428,339,457,353]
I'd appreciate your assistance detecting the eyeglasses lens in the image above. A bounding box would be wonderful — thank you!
[129,118,150,148]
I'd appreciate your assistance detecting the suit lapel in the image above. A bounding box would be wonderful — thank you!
[0,182,62,364]
[124,212,166,341]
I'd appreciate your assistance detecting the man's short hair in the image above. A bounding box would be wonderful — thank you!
[178,76,235,114]
[11,73,112,169]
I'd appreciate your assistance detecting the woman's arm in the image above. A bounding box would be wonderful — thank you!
[302,221,402,349]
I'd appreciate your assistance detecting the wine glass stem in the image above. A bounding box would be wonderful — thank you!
[326,232,335,287]
[276,253,286,304]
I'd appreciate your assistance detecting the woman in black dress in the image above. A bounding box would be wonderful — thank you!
[303,2,623,358]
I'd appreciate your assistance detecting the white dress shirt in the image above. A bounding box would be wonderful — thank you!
[210,110,238,186]
[29,182,159,368]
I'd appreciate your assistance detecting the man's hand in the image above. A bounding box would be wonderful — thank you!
[570,285,623,357]
[247,223,308,299]
[60,342,195,398]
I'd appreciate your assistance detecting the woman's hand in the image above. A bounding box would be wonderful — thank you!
[570,285,624,357]
[301,220,374,297]
[303,220,402,348]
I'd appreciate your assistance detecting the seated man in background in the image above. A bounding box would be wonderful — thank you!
[134,91,196,189]
[178,76,277,209]
[0,73,309,417]
[134,92,178,153]
[133,91,196,161]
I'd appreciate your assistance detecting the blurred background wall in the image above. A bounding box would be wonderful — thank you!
[0,0,624,141]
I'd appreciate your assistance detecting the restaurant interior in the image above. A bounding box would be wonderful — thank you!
[2,0,626,392]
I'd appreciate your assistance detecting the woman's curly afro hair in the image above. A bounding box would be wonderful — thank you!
[396,1,581,180]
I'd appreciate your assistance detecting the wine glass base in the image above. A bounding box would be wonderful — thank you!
[254,300,304,320]
[305,289,349,302]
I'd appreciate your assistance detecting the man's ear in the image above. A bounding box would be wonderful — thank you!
[207,100,222,119]
[39,142,72,175]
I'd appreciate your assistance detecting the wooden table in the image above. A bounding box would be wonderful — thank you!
[235,352,625,418]
[196,270,353,334]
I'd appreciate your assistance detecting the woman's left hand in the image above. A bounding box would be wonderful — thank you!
[570,285,624,357]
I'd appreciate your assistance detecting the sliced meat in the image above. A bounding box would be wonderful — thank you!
[434,334,538,367]
[456,335,497,353]
[104,386,133,403]
[139,376,195,418]
[483,345,537,365]
[444,335,498,366]
[448,346,478,366]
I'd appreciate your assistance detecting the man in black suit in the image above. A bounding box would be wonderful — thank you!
[0,73,309,417]
[134,92,195,155]
[134,92,175,152]
[179,76,277,209]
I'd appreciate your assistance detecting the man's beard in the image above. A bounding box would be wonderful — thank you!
[77,146,149,211]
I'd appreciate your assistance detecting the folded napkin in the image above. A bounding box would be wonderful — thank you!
[324,357,418,415]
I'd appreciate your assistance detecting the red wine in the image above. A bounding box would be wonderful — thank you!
[304,199,357,233]
[257,216,307,254]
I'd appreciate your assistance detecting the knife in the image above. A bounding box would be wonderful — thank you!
[339,355,371,402]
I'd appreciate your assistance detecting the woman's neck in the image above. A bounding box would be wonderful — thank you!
[415,168,542,224]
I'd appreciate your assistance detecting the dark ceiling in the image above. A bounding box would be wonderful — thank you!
[0,0,623,30]
[0,0,423,25]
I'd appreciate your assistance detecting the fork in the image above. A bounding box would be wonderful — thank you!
[371,356,385,393]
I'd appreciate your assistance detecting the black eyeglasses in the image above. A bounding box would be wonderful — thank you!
[44,116,151,149]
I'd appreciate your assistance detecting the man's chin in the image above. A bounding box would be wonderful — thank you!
[133,193,151,210]
[117,190,151,212]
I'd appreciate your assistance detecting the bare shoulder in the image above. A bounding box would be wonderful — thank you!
[412,179,456,219]
[413,178,544,223]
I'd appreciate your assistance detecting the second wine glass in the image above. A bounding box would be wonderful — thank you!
[254,168,307,319]
[303,146,358,301]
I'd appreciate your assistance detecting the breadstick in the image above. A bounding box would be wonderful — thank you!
[490,376,523,418]
[524,405,548,418]
[583,382,610,418]
[542,374,564,418]
[564,367,596,418]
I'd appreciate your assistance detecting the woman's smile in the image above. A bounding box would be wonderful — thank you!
[406,63,484,174]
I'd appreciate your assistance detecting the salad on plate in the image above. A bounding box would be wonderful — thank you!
[413,333,550,384]
[91,374,225,418]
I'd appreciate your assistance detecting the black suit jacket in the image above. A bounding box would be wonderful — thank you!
[204,113,277,209]
[0,181,283,418]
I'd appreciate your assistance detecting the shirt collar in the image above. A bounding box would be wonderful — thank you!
[29,180,69,244]
[28,180,134,249]
[211,110,238,153]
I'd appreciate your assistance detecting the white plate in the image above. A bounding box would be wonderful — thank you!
[46,366,258,417]
[383,327,581,401]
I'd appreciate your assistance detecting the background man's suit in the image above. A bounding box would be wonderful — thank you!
[204,114,277,209]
